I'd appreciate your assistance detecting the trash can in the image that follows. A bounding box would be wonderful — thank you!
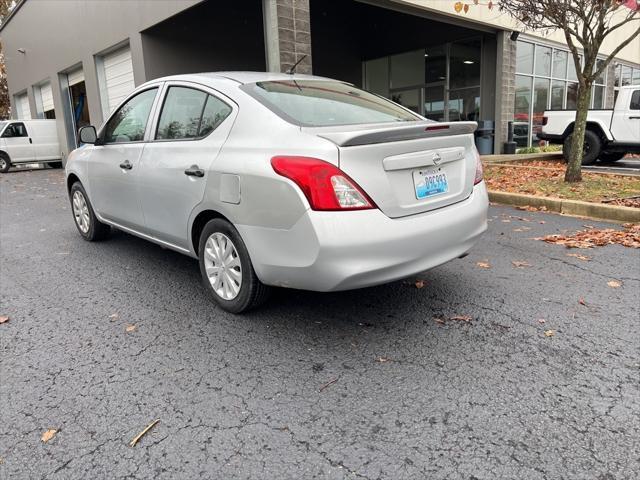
[475,120,495,155]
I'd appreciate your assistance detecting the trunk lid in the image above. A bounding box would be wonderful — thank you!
[305,121,478,218]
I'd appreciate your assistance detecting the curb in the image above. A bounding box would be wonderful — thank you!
[488,191,640,223]
[481,152,564,163]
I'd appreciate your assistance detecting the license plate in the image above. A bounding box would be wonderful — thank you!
[413,169,449,199]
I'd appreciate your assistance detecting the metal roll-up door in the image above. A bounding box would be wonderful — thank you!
[68,68,84,87]
[40,82,54,113]
[102,46,135,114]
[16,94,31,119]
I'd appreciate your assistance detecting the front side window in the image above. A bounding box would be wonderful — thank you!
[103,88,158,143]
[2,122,28,138]
[243,80,421,127]
[156,86,232,140]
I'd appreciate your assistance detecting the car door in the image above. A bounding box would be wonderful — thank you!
[88,87,160,231]
[137,83,236,248]
[1,122,35,162]
[610,89,640,143]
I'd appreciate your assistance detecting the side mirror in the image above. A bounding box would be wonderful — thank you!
[78,126,98,145]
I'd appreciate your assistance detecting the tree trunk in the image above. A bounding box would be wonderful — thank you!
[564,84,593,183]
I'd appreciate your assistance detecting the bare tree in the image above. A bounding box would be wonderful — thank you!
[456,0,640,182]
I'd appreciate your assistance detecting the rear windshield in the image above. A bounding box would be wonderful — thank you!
[241,80,421,127]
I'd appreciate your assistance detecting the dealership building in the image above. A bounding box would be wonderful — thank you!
[1,0,639,159]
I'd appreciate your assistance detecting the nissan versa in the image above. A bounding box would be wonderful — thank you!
[65,72,489,313]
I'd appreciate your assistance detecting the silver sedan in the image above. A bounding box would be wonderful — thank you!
[66,72,488,312]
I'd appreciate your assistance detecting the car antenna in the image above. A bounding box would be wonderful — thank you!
[286,55,307,75]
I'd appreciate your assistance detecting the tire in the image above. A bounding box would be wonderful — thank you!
[198,218,270,313]
[599,152,626,163]
[48,161,63,169]
[563,130,601,165]
[0,153,11,173]
[69,181,110,241]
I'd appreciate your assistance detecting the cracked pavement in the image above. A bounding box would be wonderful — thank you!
[1,168,639,479]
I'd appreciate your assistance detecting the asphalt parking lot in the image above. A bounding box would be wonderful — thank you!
[1,168,639,480]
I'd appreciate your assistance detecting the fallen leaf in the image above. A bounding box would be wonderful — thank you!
[578,298,587,306]
[125,324,137,332]
[129,420,159,447]
[607,280,622,288]
[449,315,472,322]
[539,221,546,224]
[41,429,57,443]
[454,1,463,13]
[501,219,511,223]
[539,224,640,249]
[566,253,591,261]
[0,315,9,324]
[476,261,491,269]
[511,260,532,268]
[109,313,119,319]
[415,280,426,289]
[544,330,555,337]
[376,356,391,363]
[537,319,546,324]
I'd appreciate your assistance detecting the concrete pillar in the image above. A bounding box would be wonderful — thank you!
[494,30,516,153]
[263,0,312,74]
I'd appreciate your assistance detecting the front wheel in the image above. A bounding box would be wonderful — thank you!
[563,130,601,166]
[0,154,11,173]
[69,182,111,241]
[198,219,270,313]
[599,152,626,163]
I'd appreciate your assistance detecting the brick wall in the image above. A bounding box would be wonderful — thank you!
[272,0,312,74]
[494,31,517,152]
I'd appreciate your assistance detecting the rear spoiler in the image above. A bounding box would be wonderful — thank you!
[306,121,477,147]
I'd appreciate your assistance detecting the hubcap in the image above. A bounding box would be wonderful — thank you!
[204,233,242,300]
[72,190,91,234]
[0,158,6,169]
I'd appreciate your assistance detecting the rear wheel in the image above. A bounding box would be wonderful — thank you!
[599,152,626,163]
[198,219,270,313]
[0,153,10,173]
[563,129,601,165]
[69,182,110,241]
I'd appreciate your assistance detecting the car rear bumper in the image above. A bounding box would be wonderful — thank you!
[237,182,489,292]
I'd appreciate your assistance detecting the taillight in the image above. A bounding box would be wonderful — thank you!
[271,156,376,211]
[542,116,548,126]
[473,147,483,185]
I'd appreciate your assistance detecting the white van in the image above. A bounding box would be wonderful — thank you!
[0,119,62,173]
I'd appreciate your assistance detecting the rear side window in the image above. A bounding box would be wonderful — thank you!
[156,86,232,140]
[631,90,640,110]
[103,88,158,143]
[241,80,421,127]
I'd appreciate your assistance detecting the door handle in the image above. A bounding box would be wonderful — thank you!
[119,160,133,170]
[184,165,205,177]
[630,116,640,120]
[29,138,32,144]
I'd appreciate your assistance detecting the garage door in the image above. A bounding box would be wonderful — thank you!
[15,93,31,119]
[102,46,135,115]
[67,68,84,87]
[40,82,54,113]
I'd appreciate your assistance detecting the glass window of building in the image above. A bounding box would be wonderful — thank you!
[515,40,608,146]
[424,45,446,84]
[448,88,480,122]
[390,50,424,89]
[364,57,390,98]
[450,39,481,89]
[390,89,421,114]
[516,41,534,75]
[514,75,531,147]
[552,50,568,79]
[535,45,552,77]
